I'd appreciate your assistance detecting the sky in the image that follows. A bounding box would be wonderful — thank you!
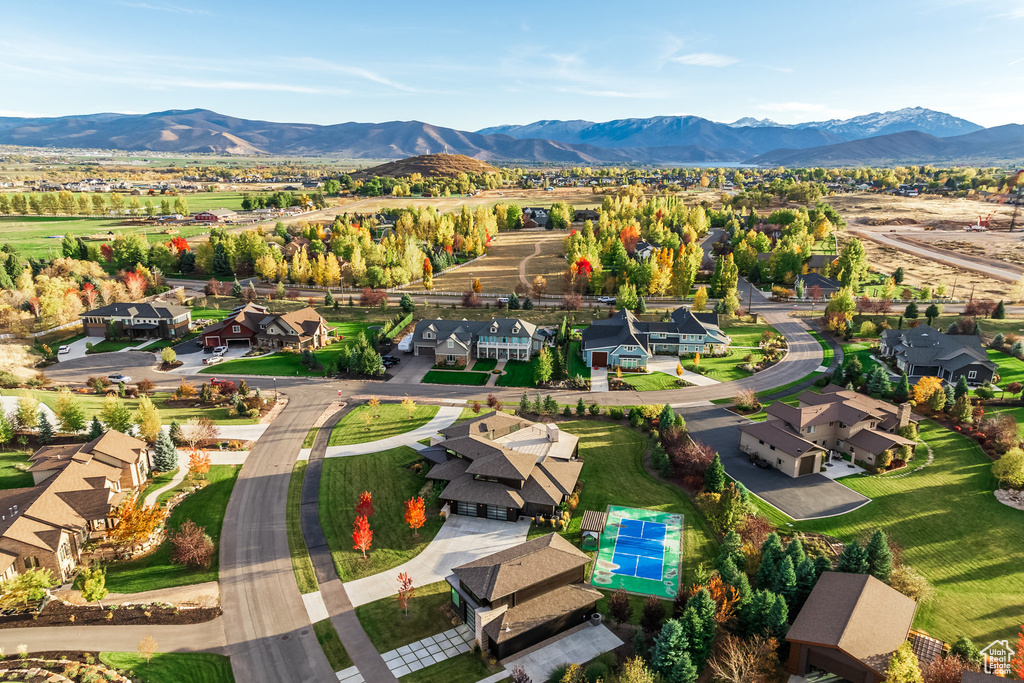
[2,0,1023,130]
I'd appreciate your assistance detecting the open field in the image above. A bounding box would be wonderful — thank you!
[23,389,260,426]
[324,185,604,215]
[0,216,212,260]
[827,193,1019,232]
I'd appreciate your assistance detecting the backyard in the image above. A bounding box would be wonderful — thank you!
[105,464,240,593]
[0,450,33,490]
[319,446,444,582]
[327,403,439,447]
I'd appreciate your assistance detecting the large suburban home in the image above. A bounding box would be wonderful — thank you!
[424,412,581,522]
[796,272,842,296]
[411,318,545,367]
[447,533,602,660]
[200,303,328,351]
[0,431,151,584]
[581,308,729,369]
[82,302,191,341]
[738,385,918,477]
[786,572,917,683]
[879,324,997,384]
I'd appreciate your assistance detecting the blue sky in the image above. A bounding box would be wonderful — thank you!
[2,0,1022,129]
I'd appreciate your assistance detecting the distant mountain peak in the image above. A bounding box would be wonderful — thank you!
[728,117,782,128]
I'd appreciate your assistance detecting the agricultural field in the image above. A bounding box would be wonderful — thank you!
[0,216,211,260]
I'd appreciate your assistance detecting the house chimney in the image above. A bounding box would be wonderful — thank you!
[547,424,560,443]
[897,402,911,428]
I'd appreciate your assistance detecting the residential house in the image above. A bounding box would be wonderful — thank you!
[82,302,191,341]
[193,208,238,223]
[424,412,581,522]
[200,303,328,351]
[633,240,657,261]
[0,431,150,583]
[796,273,842,296]
[786,572,917,683]
[411,318,546,367]
[283,237,311,258]
[573,209,600,222]
[738,385,917,476]
[581,308,729,369]
[879,324,997,384]
[805,254,837,273]
[447,533,602,659]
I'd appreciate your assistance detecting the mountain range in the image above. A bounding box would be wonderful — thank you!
[0,107,1018,166]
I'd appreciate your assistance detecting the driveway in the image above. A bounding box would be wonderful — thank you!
[590,367,608,392]
[172,342,253,375]
[385,354,433,384]
[679,405,870,520]
[505,624,622,682]
[56,337,91,361]
[343,515,530,607]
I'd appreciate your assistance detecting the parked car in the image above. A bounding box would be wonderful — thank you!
[58,345,70,354]
[213,345,228,355]
[382,357,399,368]
[209,377,231,386]
[203,356,223,365]
[381,355,400,364]
[108,374,131,384]
[596,296,616,304]
[496,297,509,306]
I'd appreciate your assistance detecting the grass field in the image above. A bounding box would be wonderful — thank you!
[105,465,239,593]
[840,340,885,373]
[287,461,318,594]
[620,371,681,391]
[495,358,537,387]
[720,317,779,347]
[0,215,214,260]
[421,370,490,385]
[313,618,354,671]
[689,351,761,382]
[783,421,1024,643]
[320,446,444,582]
[809,330,834,364]
[99,652,234,683]
[988,348,1024,387]
[403,653,501,683]
[327,403,438,446]
[201,322,371,376]
[23,389,259,426]
[0,450,33,490]
[354,580,451,653]
[567,340,591,380]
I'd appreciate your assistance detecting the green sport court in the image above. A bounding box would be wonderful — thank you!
[589,506,682,599]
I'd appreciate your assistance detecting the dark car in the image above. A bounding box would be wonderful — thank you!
[381,355,400,364]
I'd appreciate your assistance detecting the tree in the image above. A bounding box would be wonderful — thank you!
[79,565,108,610]
[617,283,639,311]
[188,448,212,480]
[904,301,919,319]
[884,642,924,683]
[951,394,973,425]
[993,300,1006,319]
[404,496,426,537]
[472,277,482,293]
[866,529,893,582]
[616,657,660,683]
[705,453,725,493]
[138,635,158,666]
[0,567,55,609]
[741,590,788,640]
[866,365,892,397]
[397,572,415,616]
[893,373,911,402]
[576,397,587,417]
[954,375,970,399]
[658,403,675,437]
[400,396,416,419]
[168,420,185,446]
[0,412,12,449]
[692,286,708,312]
[169,519,215,569]
[356,491,374,518]
[534,346,553,385]
[54,389,85,433]
[992,447,1024,488]
[835,238,868,290]
[640,594,666,634]
[181,417,217,451]
[708,635,780,683]
[400,293,415,313]
[682,588,718,667]
[109,496,166,555]
[609,588,634,626]
[135,394,162,443]
[14,391,39,431]
[924,303,942,324]
[87,415,104,440]
[152,429,178,472]
[101,395,133,433]
[756,533,785,590]
[949,636,983,667]
[510,665,533,683]
[650,619,698,683]
[912,376,943,405]
[352,515,373,558]
[36,411,53,444]
[837,539,869,573]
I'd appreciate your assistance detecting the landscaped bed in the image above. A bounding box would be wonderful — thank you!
[320,447,445,582]
[327,403,439,447]
[28,390,261,426]
[421,370,489,385]
[688,350,764,382]
[0,601,220,629]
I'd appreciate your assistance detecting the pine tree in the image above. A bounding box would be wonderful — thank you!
[866,529,894,582]
[904,301,919,319]
[704,453,725,493]
[519,392,530,414]
[650,619,697,683]
[324,290,335,308]
[742,590,788,639]
[756,533,785,590]
[943,383,956,410]
[36,411,53,444]
[87,415,103,440]
[813,553,833,578]
[682,588,717,668]
[993,300,1006,319]
[716,530,745,571]
[785,537,806,568]
[793,557,818,614]
[866,366,891,396]
[950,636,983,667]
[152,429,179,472]
[576,397,586,417]
[830,365,846,387]
[231,278,243,298]
[168,420,184,447]
[774,556,797,604]
[717,556,751,600]
[213,242,232,276]
[543,395,559,414]
[954,375,970,399]
[893,373,911,402]
[837,539,869,573]
[659,403,676,438]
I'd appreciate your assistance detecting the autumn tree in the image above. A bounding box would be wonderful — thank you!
[138,635,158,666]
[135,394,162,443]
[884,642,923,683]
[188,448,212,481]
[14,391,40,430]
[79,565,108,610]
[109,496,166,556]
[609,588,634,626]
[912,376,943,405]
[0,568,55,609]
[397,571,415,616]
[693,286,708,312]
[54,389,86,433]
[169,519,215,569]
[708,634,779,683]
[352,515,373,559]
[400,396,416,419]
[101,395,133,433]
[404,496,426,537]
[1010,626,1024,680]
[356,491,375,518]
[181,416,217,451]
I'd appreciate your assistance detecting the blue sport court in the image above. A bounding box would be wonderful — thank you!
[590,506,683,599]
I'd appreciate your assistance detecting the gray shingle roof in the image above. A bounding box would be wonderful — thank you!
[85,302,189,319]
[582,307,723,353]
[880,324,996,373]
[452,533,591,602]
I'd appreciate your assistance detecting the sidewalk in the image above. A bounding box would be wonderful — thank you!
[485,360,507,387]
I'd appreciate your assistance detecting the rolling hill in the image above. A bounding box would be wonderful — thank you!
[357,154,499,178]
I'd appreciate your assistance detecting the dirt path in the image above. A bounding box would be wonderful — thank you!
[519,238,542,289]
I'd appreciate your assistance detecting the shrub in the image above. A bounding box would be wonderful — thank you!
[993,447,1024,488]
[0,372,20,389]
[588,403,600,415]
[168,519,215,569]
[888,564,934,602]
[609,407,624,420]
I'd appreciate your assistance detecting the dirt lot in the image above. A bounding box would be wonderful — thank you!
[826,193,1019,230]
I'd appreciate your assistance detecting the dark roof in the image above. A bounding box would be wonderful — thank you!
[420,445,448,466]
[85,302,189,319]
[738,420,823,458]
[787,572,917,676]
[412,318,539,349]
[880,325,996,373]
[452,534,591,602]
[582,307,726,353]
[797,273,842,290]
[202,303,269,337]
[439,412,531,440]
[483,583,602,645]
[580,510,607,533]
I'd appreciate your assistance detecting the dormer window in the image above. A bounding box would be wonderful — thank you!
[447,340,454,348]
[425,332,433,339]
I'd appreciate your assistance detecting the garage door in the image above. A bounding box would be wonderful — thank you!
[415,344,434,357]
[798,455,816,476]
[591,351,608,367]
[456,501,478,517]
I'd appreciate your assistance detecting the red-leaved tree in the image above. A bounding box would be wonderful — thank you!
[397,572,414,616]
[356,491,374,518]
[352,515,372,559]
[1011,626,1024,681]
[404,497,426,538]
[620,225,640,255]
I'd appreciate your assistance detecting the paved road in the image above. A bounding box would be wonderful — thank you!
[852,228,1022,282]
[0,618,226,654]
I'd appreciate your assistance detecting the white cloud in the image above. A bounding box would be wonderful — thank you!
[756,102,857,121]
[284,58,418,93]
[672,52,738,67]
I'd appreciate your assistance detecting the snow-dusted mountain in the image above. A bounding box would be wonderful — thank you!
[727,117,783,128]
[791,107,982,139]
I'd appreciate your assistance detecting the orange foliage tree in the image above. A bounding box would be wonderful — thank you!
[1011,626,1024,680]
[619,225,640,255]
[188,448,211,481]
[109,496,166,556]
[913,376,944,404]
[397,572,415,616]
[689,574,741,625]
[356,491,374,518]
[404,496,426,538]
[352,515,373,559]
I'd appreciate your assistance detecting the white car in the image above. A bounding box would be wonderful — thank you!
[203,355,223,366]
[58,345,70,354]
[108,374,132,384]
[213,345,228,355]
[596,296,616,304]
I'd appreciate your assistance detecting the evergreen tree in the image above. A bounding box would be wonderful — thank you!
[742,590,788,639]
[943,383,956,410]
[324,290,335,308]
[866,366,891,396]
[904,301,918,319]
[716,530,745,571]
[508,292,520,310]
[168,419,184,447]
[785,537,806,568]
[717,556,751,601]
[400,293,414,313]
[152,429,179,472]
[522,296,533,310]
[213,242,232,276]
[993,300,1006,319]
[576,397,586,417]
[178,251,195,274]
[704,453,725,493]
[793,557,818,614]
[659,403,676,437]
[756,533,785,590]
[954,375,970,399]
[637,296,647,313]
[36,411,53,444]
[231,278,243,298]
[813,554,833,578]
[542,395,559,414]
[650,619,697,683]
[893,373,911,402]
[830,365,846,387]
[837,539,869,574]
[950,636,983,667]
[773,556,797,604]
[87,415,103,440]
[682,589,717,668]
[865,530,894,582]
[924,303,941,324]
[518,392,530,414]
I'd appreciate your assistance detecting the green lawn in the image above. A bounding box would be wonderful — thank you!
[25,390,259,426]
[201,322,371,376]
[720,317,779,347]
[105,465,240,593]
[313,618,354,671]
[188,307,234,322]
[620,371,681,391]
[0,216,213,261]
[320,447,444,582]
[302,427,318,449]
[140,469,179,503]
[0,450,33,490]
[550,421,718,583]
[495,358,537,387]
[99,652,234,683]
[689,350,762,382]
[470,358,497,372]
[328,403,439,446]
[355,580,452,653]
[840,341,884,373]
[567,341,592,380]
[421,370,490,386]
[809,330,834,364]
[787,421,1024,643]
[988,348,1024,387]
[288,461,318,594]
[402,652,501,683]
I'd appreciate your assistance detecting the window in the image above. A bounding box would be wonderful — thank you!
[777,459,782,465]
[807,425,815,434]
[758,439,764,445]
[447,355,455,363]
[425,332,433,339]
[968,370,977,380]
[447,340,453,348]
[769,445,776,451]
[456,501,476,516]
[232,325,241,333]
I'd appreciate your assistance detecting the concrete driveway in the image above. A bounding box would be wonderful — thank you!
[385,354,433,384]
[56,337,91,361]
[506,624,622,682]
[591,367,608,392]
[679,405,870,520]
[172,342,254,374]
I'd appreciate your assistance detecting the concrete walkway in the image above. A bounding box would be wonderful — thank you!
[647,355,720,387]
[590,367,608,392]
[381,624,474,677]
[344,515,530,607]
[504,624,622,683]
[485,359,507,387]
[324,404,462,458]
[144,451,251,507]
